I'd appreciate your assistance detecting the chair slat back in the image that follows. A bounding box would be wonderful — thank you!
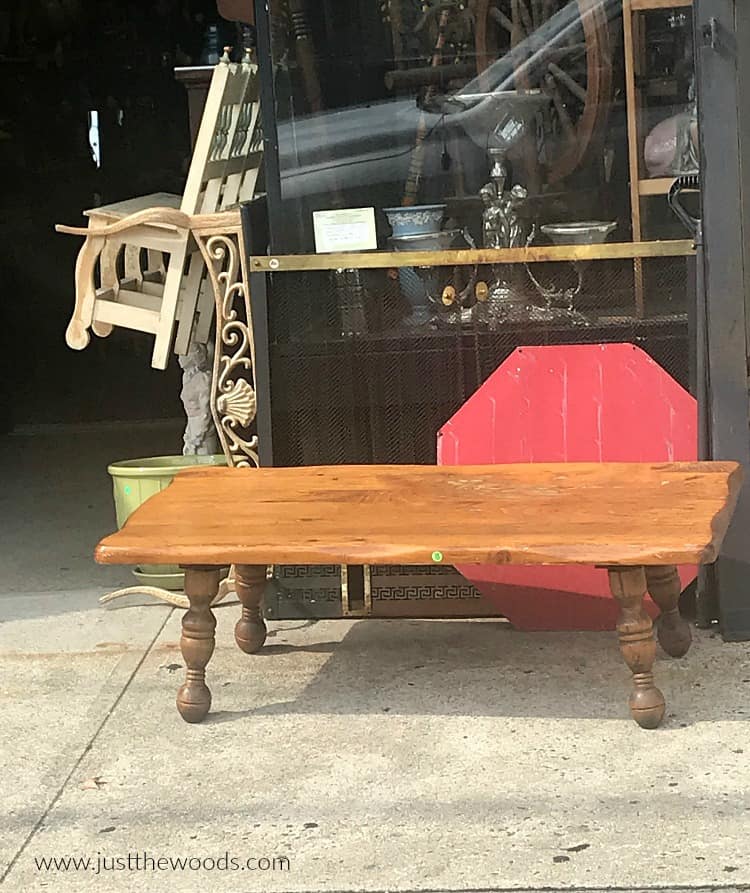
[181,50,262,216]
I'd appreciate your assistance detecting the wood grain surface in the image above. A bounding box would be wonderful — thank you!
[95,462,741,568]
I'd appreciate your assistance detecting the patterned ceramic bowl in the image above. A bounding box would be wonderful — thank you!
[388,229,462,251]
[383,204,446,238]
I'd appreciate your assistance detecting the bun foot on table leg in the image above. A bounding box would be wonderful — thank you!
[645,565,692,658]
[176,567,220,723]
[609,567,666,730]
[177,672,213,724]
[629,673,666,729]
[234,565,268,654]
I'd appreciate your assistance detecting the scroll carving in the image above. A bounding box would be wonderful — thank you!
[197,230,260,468]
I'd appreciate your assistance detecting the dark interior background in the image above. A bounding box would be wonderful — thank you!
[0,0,236,432]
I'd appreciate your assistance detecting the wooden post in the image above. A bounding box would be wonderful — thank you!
[623,0,646,316]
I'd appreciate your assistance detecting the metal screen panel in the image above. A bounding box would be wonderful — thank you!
[263,254,690,618]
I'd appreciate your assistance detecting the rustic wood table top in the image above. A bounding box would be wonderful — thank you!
[93,460,743,728]
[96,461,741,569]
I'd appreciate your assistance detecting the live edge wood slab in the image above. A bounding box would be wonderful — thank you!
[95,462,742,728]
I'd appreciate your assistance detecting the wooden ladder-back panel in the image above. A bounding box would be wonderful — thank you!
[95,462,742,569]
[218,69,262,209]
[181,50,260,216]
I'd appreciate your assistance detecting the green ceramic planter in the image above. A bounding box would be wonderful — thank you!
[108,454,227,588]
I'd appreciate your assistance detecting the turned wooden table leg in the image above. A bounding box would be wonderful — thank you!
[176,567,221,723]
[234,564,268,653]
[608,567,665,729]
[645,565,692,658]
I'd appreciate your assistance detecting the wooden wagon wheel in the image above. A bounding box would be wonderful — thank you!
[474,0,613,184]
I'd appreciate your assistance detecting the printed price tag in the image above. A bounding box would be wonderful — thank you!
[313,208,377,253]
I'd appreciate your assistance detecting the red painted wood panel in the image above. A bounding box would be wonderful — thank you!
[438,344,697,630]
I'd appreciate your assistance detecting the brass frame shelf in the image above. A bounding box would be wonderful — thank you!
[630,0,691,9]
[250,239,695,273]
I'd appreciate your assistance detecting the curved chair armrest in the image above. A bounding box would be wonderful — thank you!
[56,206,193,238]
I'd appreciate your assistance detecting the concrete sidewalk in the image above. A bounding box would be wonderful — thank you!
[3,598,750,892]
[1,426,749,892]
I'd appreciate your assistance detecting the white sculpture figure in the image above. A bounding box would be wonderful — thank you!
[180,341,220,456]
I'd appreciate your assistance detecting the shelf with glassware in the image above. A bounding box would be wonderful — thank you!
[285,84,694,327]
[258,0,700,335]
[261,86,694,331]
[256,237,694,341]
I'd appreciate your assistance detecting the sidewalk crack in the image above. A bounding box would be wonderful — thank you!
[0,607,174,884]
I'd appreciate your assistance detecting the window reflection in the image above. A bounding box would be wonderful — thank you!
[263,0,695,332]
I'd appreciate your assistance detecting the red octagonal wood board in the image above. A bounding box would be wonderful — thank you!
[437,343,698,630]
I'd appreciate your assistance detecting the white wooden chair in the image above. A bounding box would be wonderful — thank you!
[56,48,262,369]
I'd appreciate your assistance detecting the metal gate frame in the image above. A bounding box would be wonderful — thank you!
[695,0,750,640]
[252,0,750,636]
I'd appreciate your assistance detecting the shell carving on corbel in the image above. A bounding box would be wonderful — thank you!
[216,378,256,428]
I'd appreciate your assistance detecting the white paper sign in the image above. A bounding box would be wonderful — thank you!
[313,207,377,254]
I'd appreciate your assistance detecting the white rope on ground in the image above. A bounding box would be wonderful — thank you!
[99,573,236,609]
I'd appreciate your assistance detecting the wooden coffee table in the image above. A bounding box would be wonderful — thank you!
[95,462,742,728]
